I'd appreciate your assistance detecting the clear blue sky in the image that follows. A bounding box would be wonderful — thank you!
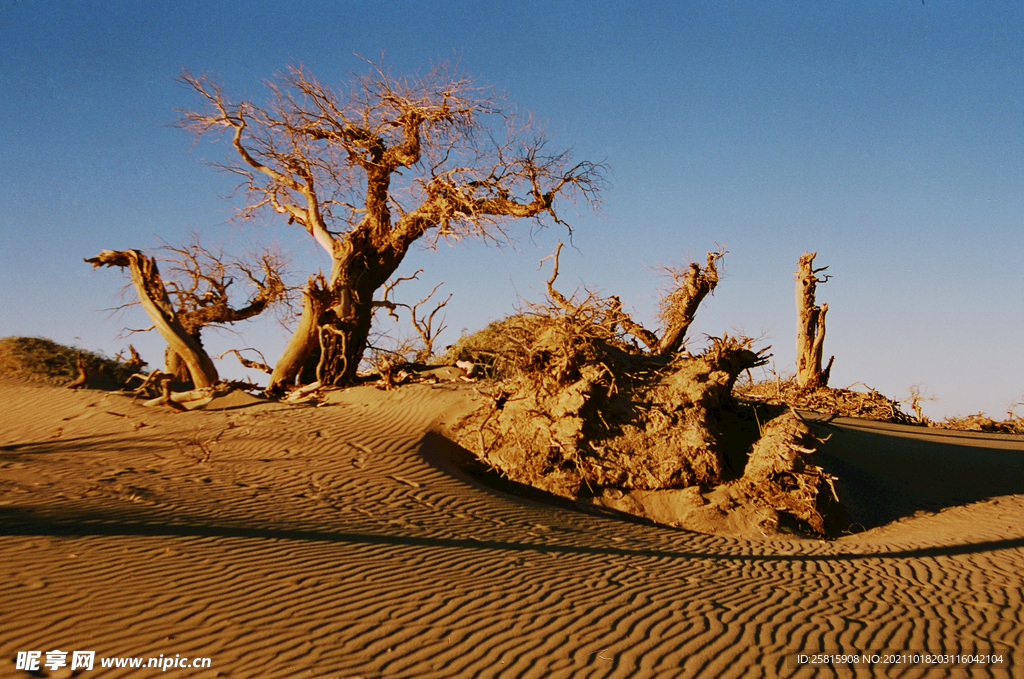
[1,1,1020,420]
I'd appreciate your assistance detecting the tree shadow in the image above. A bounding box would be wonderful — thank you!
[0,431,177,459]
[0,504,1017,563]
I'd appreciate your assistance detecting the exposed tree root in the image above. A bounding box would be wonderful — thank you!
[733,410,841,535]
[66,352,88,390]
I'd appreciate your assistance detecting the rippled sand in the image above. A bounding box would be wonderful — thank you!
[1,379,1020,678]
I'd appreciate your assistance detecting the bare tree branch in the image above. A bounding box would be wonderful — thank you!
[158,235,290,336]
[404,282,451,363]
[217,348,274,375]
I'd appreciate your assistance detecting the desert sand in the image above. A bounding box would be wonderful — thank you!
[1,378,1021,678]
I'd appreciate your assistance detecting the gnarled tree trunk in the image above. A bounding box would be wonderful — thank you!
[266,275,330,392]
[268,249,407,390]
[86,249,219,388]
[795,251,833,390]
[655,250,724,356]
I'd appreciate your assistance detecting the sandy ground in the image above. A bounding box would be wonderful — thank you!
[0,378,1021,678]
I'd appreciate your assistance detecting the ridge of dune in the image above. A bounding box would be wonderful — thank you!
[1,378,1020,678]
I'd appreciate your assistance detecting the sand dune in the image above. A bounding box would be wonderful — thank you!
[1,378,1020,678]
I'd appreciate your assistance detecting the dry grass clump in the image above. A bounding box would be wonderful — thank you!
[439,315,541,379]
[0,336,143,387]
[736,375,915,424]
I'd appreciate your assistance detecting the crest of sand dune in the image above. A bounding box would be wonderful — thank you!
[1,378,1020,678]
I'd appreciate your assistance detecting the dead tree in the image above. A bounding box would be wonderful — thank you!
[364,273,450,369]
[795,252,833,390]
[543,242,724,357]
[87,250,219,388]
[407,284,451,364]
[653,248,725,355]
[179,62,604,392]
[87,240,287,386]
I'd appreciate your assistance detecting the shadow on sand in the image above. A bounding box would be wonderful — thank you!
[806,415,1024,530]
[0,503,1019,563]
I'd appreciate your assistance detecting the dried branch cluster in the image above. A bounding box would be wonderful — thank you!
[159,238,289,337]
[736,378,916,425]
[940,412,1024,434]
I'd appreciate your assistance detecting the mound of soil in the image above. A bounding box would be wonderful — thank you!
[0,336,141,388]
[453,313,844,536]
